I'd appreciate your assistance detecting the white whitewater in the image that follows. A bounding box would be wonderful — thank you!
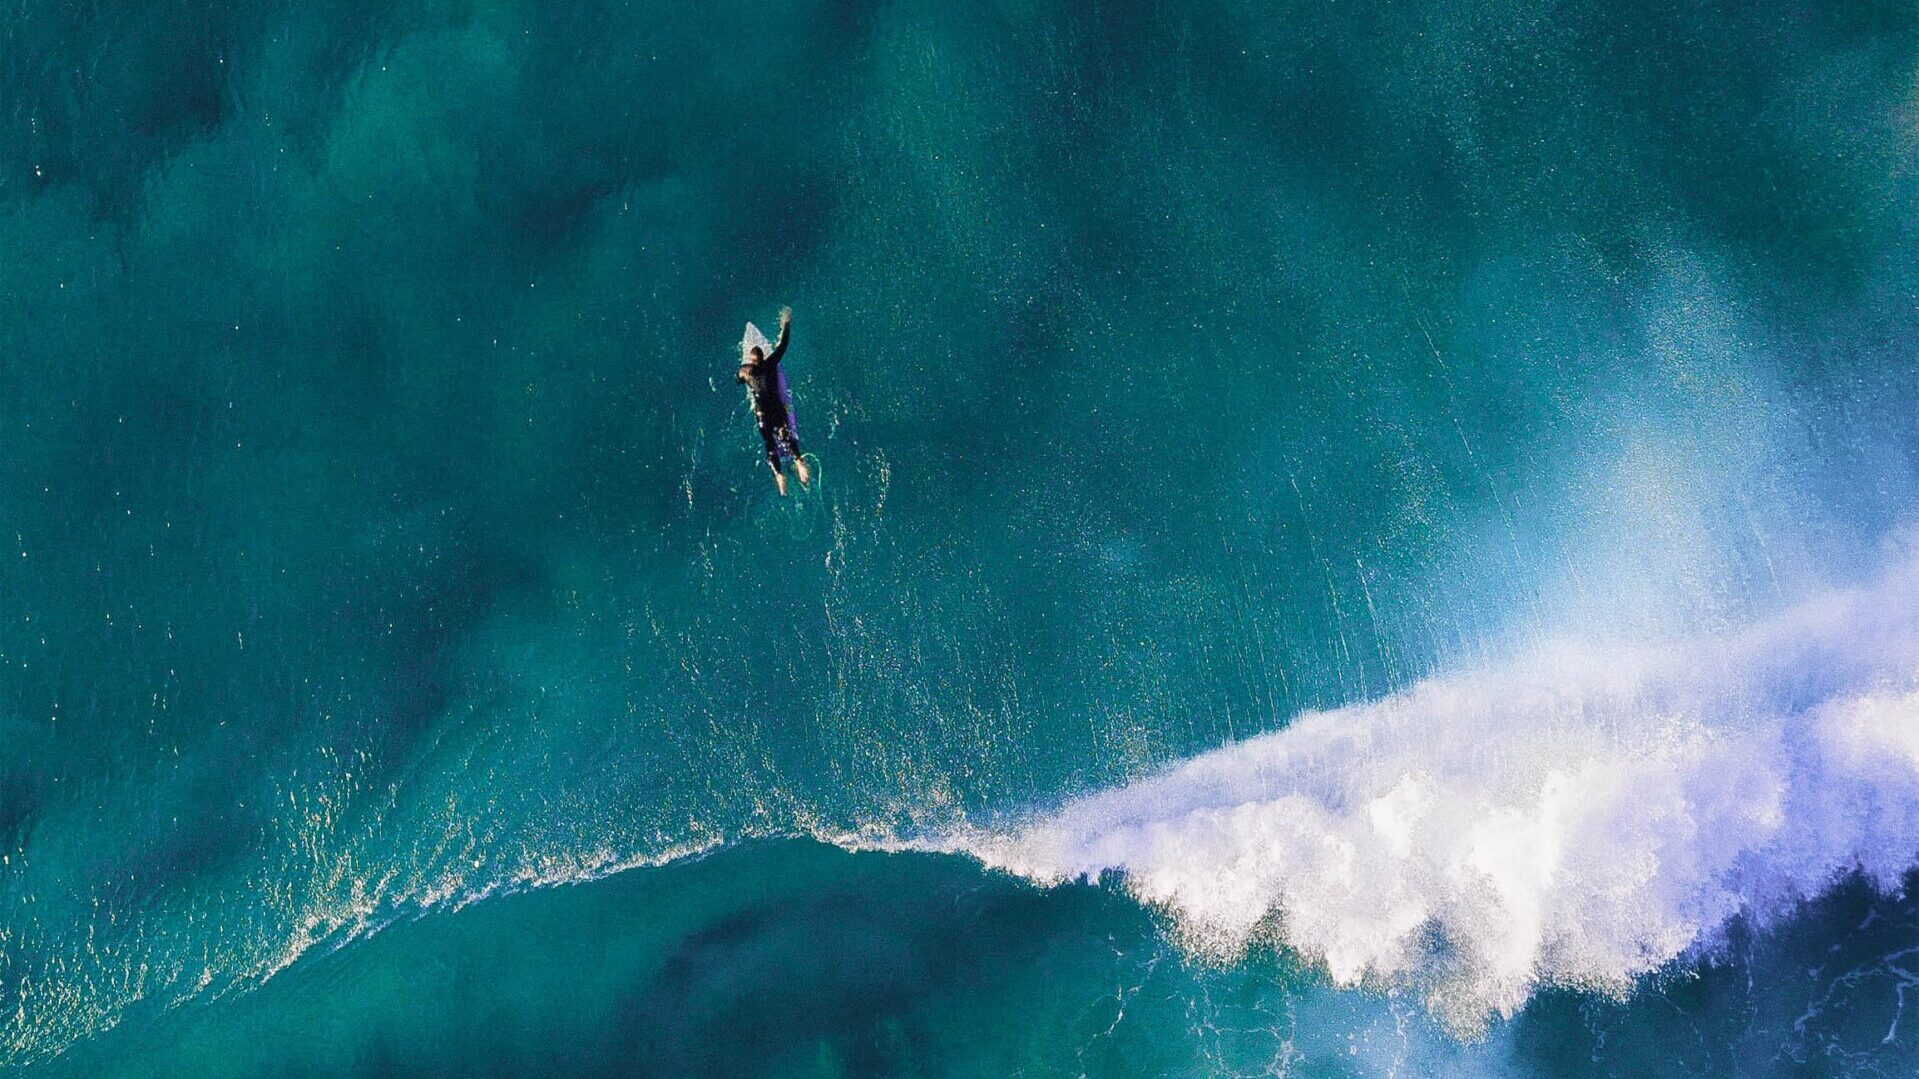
[937,553,1919,1029]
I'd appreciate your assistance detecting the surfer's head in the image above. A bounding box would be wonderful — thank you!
[745,346,764,364]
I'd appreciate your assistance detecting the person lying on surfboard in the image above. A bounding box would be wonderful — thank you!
[737,305,811,496]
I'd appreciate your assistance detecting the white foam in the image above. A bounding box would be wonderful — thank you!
[939,556,1919,1029]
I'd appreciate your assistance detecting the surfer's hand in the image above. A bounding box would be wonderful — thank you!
[779,306,792,328]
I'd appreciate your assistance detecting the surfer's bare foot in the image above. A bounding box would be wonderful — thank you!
[773,471,789,496]
[794,457,812,487]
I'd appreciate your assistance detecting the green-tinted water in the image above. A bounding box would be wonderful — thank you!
[4,0,1918,1074]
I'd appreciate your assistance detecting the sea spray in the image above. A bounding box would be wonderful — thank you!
[938,556,1919,1029]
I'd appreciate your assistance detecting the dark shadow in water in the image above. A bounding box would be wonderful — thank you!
[49,842,1167,1078]
[1512,869,1919,1079]
[46,843,1919,1078]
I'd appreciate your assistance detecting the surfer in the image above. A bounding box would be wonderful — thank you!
[737,305,811,496]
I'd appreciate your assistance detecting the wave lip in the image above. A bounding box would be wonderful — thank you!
[941,558,1919,1029]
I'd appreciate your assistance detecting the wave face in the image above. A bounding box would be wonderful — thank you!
[952,555,1919,1027]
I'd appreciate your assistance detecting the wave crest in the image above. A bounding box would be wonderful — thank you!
[942,558,1919,1028]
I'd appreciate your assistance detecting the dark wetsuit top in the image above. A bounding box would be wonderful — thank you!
[737,320,801,468]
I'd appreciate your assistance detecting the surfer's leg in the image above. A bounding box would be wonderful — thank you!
[778,429,810,486]
[762,429,789,496]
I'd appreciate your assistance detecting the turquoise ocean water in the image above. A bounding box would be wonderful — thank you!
[6,1,1919,1074]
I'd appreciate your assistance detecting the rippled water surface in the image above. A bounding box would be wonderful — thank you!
[5,0,1918,1074]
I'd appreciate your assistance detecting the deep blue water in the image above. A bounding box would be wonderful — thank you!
[5,0,1919,1074]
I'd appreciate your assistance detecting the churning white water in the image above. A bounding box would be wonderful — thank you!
[942,555,1919,1028]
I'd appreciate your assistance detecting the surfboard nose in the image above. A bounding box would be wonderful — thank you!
[741,320,772,360]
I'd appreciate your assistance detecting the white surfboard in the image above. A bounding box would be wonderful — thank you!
[741,321,773,362]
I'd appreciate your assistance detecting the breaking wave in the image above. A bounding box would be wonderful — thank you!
[938,553,1919,1029]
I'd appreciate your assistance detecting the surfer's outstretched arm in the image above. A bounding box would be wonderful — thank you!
[766,306,792,365]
